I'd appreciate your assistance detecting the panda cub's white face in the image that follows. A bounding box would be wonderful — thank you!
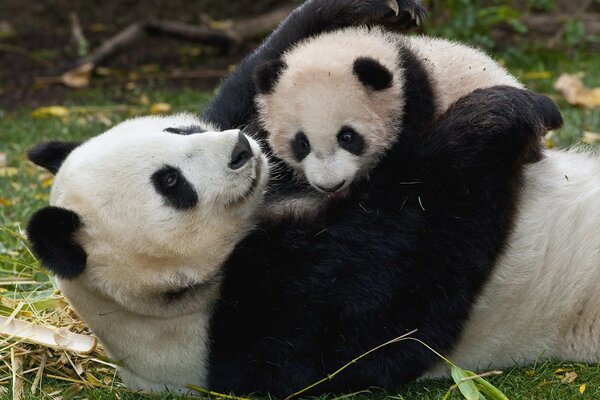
[255,27,404,198]
[50,114,269,317]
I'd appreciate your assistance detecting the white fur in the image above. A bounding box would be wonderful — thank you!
[50,114,269,392]
[426,148,600,377]
[256,27,522,195]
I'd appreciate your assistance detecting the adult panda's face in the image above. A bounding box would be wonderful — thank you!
[254,28,403,197]
[27,114,269,317]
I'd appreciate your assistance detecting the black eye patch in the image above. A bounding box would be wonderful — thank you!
[291,131,311,162]
[151,166,198,210]
[337,126,365,156]
[164,125,207,135]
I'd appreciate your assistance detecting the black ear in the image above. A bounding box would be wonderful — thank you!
[27,141,80,174]
[254,59,287,95]
[353,57,393,91]
[26,206,87,279]
[529,92,563,131]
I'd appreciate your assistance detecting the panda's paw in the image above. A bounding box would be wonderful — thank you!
[350,0,426,28]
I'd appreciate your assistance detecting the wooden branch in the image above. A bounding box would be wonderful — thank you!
[60,5,297,88]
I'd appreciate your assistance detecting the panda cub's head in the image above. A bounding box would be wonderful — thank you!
[26,114,269,317]
[254,27,403,197]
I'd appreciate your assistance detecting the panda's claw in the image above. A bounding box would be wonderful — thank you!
[386,0,400,16]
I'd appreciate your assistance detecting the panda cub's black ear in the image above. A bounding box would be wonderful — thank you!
[254,59,287,95]
[26,206,87,279]
[27,141,80,174]
[353,57,393,91]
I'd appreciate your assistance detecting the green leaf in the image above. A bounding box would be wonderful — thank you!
[451,365,481,400]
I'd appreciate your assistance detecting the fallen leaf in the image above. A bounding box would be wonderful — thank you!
[524,71,551,79]
[0,167,17,177]
[582,131,600,144]
[579,383,587,393]
[41,176,53,188]
[0,152,6,167]
[31,106,69,121]
[0,198,13,206]
[61,62,93,88]
[150,103,172,114]
[561,371,578,384]
[554,73,600,108]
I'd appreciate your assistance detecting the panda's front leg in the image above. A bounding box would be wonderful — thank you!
[202,0,425,130]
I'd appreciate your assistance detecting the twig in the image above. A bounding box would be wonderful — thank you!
[70,12,89,57]
[285,329,418,400]
[11,348,24,400]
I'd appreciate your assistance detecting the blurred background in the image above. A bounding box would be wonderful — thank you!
[0,1,598,149]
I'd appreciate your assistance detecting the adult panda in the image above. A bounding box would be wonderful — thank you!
[24,86,580,395]
[252,27,522,208]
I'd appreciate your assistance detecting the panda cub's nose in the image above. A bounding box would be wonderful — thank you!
[229,131,253,170]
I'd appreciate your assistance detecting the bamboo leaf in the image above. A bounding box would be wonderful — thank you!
[451,365,481,400]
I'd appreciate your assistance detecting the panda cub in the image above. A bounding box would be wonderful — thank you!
[253,27,522,209]
[26,115,269,392]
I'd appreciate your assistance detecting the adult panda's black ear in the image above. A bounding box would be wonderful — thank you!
[26,206,87,279]
[254,59,287,95]
[353,57,393,91]
[27,141,80,174]
[529,91,563,131]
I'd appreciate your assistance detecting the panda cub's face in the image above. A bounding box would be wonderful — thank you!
[254,27,403,197]
[28,114,269,317]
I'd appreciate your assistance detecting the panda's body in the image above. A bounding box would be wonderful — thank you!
[428,148,600,376]
[253,27,522,203]
[27,115,270,392]
[27,83,590,395]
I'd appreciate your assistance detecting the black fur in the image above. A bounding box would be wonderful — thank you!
[337,126,366,155]
[201,0,425,130]
[353,57,394,90]
[164,125,207,135]
[26,206,87,279]
[254,59,288,95]
[27,141,80,174]
[291,131,311,161]
[151,166,198,210]
[207,86,557,396]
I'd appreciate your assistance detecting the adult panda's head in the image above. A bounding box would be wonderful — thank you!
[254,27,404,197]
[26,114,269,318]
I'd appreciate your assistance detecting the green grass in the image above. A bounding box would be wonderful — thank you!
[0,49,599,399]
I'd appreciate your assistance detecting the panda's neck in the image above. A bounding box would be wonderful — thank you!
[57,278,215,393]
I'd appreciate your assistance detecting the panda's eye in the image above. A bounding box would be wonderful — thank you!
[337,126,365,156]
[338,130,355,144]
[163,173,179,188]
[151,166,198,210]
[291,131,311,162]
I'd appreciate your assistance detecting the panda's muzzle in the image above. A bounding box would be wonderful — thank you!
[229,131,253,170]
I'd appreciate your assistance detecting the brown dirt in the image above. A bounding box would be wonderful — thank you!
[0,0,293,111]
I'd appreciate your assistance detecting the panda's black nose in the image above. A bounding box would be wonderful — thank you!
[229,131,253,170]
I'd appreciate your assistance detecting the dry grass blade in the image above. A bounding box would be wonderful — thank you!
[11,347,24,400]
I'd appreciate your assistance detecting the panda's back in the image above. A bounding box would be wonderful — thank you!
[404,35,523,113]
[426,148,600,375]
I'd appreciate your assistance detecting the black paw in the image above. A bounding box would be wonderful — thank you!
[351,0,426,28]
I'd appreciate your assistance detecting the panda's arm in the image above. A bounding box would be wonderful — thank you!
[419,85,561,180]
[201,0,425,131]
